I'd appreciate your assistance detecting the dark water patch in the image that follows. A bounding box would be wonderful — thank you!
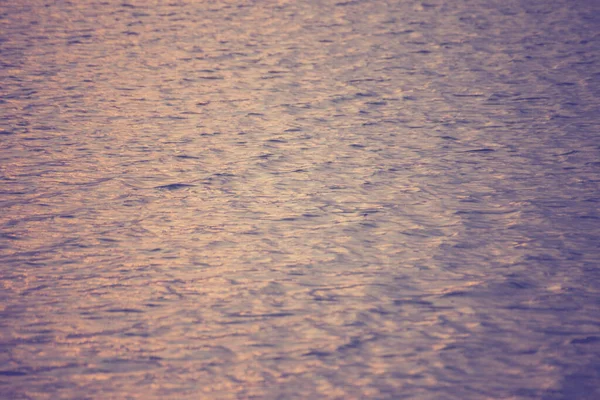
[154,183,195,190]
[304,350,332,357]
[0,370,28,376]
[388,29,415,35]
[452,93,485,98]
[393,299,434,307]
[571,336,600,345]
[105,308,144,313]
[301,213,320,218]
[175,154,200,159]
[440,290,471,298]
[227,312,295,319]
[463,148,496,153]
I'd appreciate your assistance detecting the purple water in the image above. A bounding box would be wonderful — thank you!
[1,0,599,398]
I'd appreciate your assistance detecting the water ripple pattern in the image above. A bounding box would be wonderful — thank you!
[1,0,599,399]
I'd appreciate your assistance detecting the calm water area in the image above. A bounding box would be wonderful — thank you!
[1,0,600,398]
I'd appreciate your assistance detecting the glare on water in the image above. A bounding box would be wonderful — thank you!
[1,0,599,399]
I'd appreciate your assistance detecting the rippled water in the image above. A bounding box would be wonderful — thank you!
[1,0,599,398]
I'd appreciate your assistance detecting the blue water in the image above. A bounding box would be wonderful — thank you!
[1,0,599,398]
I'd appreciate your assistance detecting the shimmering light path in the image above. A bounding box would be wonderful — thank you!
[1,1,599,398]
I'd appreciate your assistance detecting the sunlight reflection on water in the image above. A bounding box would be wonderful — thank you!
[1,0,599,398]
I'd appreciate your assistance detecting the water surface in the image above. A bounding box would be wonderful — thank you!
[1,0,600,398]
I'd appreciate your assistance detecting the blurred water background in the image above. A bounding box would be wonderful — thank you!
[1,0,600,398]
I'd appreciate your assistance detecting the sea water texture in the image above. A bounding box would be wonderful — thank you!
[1,0,599,399]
